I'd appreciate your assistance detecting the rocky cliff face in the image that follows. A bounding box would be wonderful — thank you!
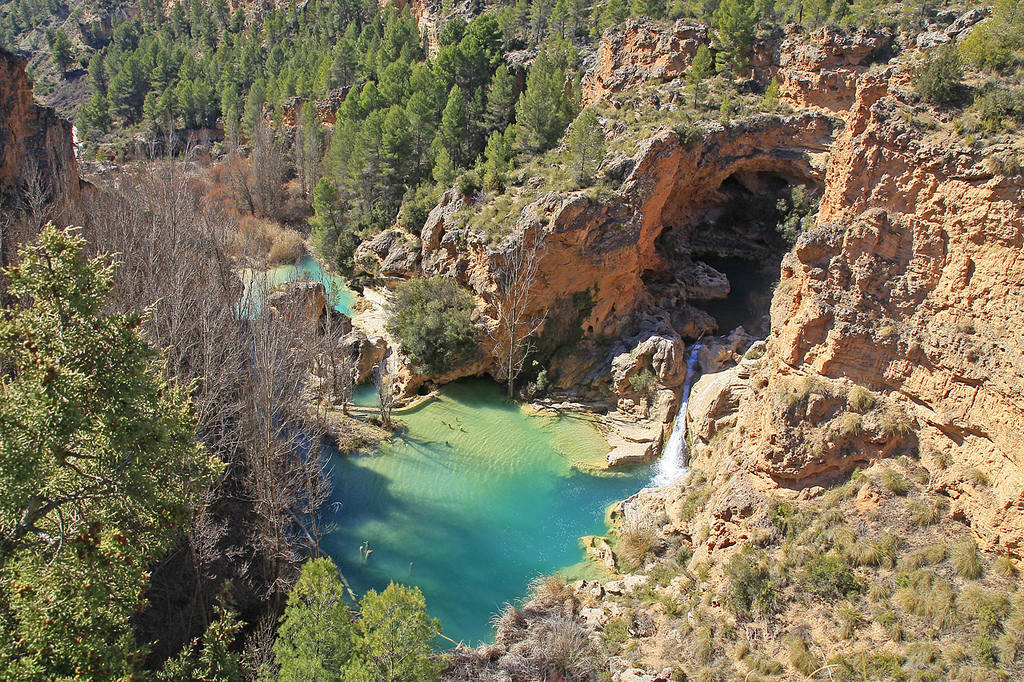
[362,113,835,399]
[582,21,709,107]
[0,49,79,212]
[682,40,1024,557]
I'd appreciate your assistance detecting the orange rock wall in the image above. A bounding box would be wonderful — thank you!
[0,49,78,208]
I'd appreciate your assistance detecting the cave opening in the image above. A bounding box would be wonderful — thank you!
[649,169,819,340]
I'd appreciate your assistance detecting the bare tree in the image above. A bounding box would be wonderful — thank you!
[249,117,287,220]
[488,229,547,398]
[76,151,333,658]
[375,357,398,430]
[294,101,322,199]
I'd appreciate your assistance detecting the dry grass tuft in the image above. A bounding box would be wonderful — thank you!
[268,229,305,265]
[953,539,983,579]
[617,515,659,572]
[848,385,876,412]
[880,468,909,495]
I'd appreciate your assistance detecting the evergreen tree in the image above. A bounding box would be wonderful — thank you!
[484,63,517,133]
[107,55,148,123]
[514,51,577,153]
[565,107,605,185]
[273,558,359,682]
[712,0,759,75]
[76,92,112,141]
[46,27,72,73]
[762,76,780,111]
[687,44,714,106]
[156,596,243,682]
[243,78,267,137]
[432,147,456,186]
[88,50,107,95]
[436,85,468,167]
[481,128,513,192]
[357,583,445,682]
[0,226,221,680]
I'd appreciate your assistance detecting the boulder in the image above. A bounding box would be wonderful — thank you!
[265,280,327,322]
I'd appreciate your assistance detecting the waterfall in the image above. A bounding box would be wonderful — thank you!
[650,343,703,487]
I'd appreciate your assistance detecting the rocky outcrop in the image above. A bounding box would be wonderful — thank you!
[0,48,79,212]
[777,26,893,116]
[266,280,330,323]
[582,21,709,107]
[685,60,1024,554]
[366,114,835,396]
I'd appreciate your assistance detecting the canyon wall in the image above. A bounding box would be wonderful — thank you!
[0,49,79,211]
[685,58,1024,556]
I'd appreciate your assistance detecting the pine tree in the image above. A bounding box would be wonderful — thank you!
[357,583,444,682]
[484,63,517,133]
[432,147,457,186]
[687,44,714,106]
[156,596,243,682]
[762,76,780,111]
[712,0,759,76]
[513,51,577,154]
[273,558,359,682]
[88,51,107,95]
[481,128,513,192]
[565,108,605,185]
[242,78,267,137]
[76,92,112,141]
[436,85,468,166]
[46,28,72,74]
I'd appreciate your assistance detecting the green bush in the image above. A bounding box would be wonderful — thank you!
[801,552,861,599]
[628,369,656,394]
[914,45,965,105]
[387,277,477,376]
[456,170,481,197]
[724,547,781,618]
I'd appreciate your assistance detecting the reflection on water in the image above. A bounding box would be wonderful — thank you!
[323,380,649,646]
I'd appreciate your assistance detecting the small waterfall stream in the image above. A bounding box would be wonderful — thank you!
[650,343,703,487]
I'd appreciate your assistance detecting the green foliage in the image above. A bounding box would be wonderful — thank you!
[157,596,244,682]
[76,92,112,142]
[801,552,861,599]
[712,0,759,75]
[514,49,579,154]
[959,0,1024,74]
[274,558,359,682]
[45,27,71,73]
[481,129,514,192]
[0,226,221,681]
[762,77,780,111]
[775,185,817,243]
[628,368,655,394]
[273,561,442,682]
[310,178,361,275]
[565,107,605,185]
[914,44,964,106]
[387,277,477,376]
[357,583,445,682]
[724,547,781,618]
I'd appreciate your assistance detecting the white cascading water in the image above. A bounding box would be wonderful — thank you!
[650,343,703,487]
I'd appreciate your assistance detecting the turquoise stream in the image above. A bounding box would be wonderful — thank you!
[242,255,358,316]
[322,380,650,647]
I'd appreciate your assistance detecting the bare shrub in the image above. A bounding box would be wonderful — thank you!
[268,229,306,265]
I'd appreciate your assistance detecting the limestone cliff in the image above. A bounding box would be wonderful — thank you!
[0,48,79,211]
